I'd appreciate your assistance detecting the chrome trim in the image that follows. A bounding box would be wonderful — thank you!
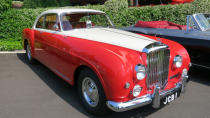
[107,94,152,112]
[143,45,168,54]
[124,82,130,89]
[173,55,183,68]
[143,42,170,89]
[107,76,188,112]
[82,77,99,107]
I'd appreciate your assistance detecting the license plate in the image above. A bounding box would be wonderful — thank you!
[163,92,178,105]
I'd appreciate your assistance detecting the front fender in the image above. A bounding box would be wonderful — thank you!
[22,28,35,57]
[68,37,144,102]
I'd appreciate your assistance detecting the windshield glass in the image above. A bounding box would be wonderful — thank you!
[61,12,114,31]
[195,14,210,31]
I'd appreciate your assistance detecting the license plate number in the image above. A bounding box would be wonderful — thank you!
[163,92,178,105]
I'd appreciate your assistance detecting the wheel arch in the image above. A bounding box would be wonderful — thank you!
[73,65,108,99]
[23,39,28,50]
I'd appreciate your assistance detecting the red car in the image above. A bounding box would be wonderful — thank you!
[171,0,194,4]
[22,9,191,115]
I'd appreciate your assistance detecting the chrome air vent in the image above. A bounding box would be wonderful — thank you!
[143,42,170,89]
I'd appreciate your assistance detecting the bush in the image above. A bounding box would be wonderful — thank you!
[0,0,12,13]
[0,40,22,51]
[107,0,210,28]
[70,0,107,5]
[23,0,71,8]
[104,0,128,11]
[0,0,210,50]
[0,8,46,42]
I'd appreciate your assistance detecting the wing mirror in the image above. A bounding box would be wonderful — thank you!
[86,20,92,28]
[53,24,59,31]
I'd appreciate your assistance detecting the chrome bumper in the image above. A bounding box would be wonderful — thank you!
[107,76,188,112]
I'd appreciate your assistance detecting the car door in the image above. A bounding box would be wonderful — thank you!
[34,13,60,70]
[52,14,76,82]
[34,15,46,62]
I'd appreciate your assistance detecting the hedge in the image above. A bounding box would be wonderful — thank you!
[0,0,210,50]
[23,0,71,8]
[70,0,107,5]
[0,0,12,13]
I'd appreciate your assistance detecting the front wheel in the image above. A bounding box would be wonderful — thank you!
[26,43,36,64]
[77,68,110,115]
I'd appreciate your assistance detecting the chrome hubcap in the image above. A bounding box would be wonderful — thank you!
[82,77,99,107]
[26,44,32,60]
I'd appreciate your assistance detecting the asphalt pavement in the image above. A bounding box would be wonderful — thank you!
[0,53,210,118]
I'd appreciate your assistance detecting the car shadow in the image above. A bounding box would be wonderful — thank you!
[16,53,181,118]
[189,67,210,86]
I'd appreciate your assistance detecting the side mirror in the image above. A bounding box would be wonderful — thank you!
[53,24,59,31]
[86,20,92,28]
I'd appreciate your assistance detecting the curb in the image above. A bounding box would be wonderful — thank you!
[0,50,26,54]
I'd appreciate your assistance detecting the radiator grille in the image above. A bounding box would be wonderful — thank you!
[145,43,170,89]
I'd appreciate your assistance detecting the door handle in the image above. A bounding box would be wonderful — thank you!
[39,31,43,34]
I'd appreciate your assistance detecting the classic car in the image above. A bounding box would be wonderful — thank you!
[22,9,190,115]
[129,0,194,6]
[171,0,194,4]
[122,13,210,69]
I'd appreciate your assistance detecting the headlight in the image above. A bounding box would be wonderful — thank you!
[173,55,183,68]
[133,85,142,97]
[135,64,146,80]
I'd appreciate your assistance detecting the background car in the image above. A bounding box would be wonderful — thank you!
[22,8,190,115]
[122,13,210,69]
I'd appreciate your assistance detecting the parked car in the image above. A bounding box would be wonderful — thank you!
[171,0,194,4]
[128,0,194,6]
[122,13,210,69]
[22,9,190,115]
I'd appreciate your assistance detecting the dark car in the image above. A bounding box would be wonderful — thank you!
[122,13,210,69]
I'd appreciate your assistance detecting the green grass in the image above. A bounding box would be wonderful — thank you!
[0,40,22,51]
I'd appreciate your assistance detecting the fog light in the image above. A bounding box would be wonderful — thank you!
[182,68,188,78]
[133,85,142,97]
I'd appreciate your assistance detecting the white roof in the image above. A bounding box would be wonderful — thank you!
[41,8,105,15]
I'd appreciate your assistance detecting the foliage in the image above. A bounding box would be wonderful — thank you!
[70,0,107,5]
[0,0,12,13]
[108,0,210,27]
[104,0,128,11]
[0,40,22,51]
[0,0,210,50]
[23,0,71,8]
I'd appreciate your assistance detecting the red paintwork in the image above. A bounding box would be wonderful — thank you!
[171,0,194,4]
[135,21,187,30]
[22,27,190,102]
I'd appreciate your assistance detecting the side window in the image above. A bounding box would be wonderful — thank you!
[44,14,60,31]
[36,16,44,28]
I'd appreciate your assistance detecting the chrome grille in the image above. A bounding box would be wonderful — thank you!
[144,43,170,89]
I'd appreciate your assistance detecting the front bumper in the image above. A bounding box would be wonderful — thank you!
[107,76,188,112]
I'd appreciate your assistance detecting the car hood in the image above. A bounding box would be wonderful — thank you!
[59,28,157,52]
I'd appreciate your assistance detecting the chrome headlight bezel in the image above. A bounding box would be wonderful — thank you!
[182,68,188,78]
[133,85,142,97]
[135,64,146,80]
[173,55,183,68]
